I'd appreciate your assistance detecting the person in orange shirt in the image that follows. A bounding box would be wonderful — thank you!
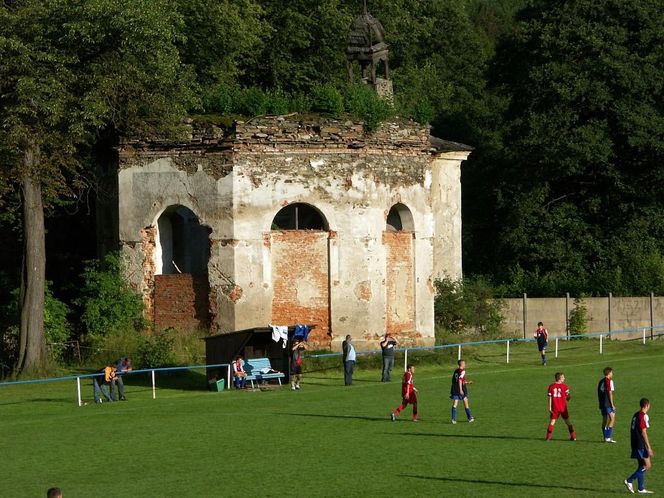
[93,363,116,404]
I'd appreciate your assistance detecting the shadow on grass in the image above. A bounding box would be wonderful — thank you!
[392,432,604,444]
[120,370,209,392]
[0,398,72,406]
[400,474,621,494]
[303,375,380,384]
[278,412,388,422]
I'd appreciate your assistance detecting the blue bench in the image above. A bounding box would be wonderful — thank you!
[243,357,285,388]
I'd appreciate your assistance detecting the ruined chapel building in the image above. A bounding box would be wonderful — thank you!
[108,9,472,350]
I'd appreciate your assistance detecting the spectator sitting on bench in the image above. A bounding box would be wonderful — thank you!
[232,355,247,389]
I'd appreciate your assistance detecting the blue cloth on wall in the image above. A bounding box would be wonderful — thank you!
[294,324,311,341]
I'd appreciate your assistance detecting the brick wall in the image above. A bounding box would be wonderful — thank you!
[384,231,415,336]
[154,274,210,331]
[271,231,330,348]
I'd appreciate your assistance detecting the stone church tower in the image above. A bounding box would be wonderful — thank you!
[112,10,472,350]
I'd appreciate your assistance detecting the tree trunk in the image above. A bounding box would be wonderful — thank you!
[16,145,47,375]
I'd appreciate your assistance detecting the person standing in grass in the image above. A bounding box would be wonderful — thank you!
[534,322,549,366]
[546,372,576,441]
[380,333,398,382]
[342,335,356,386]
[450,359,474,424]
[291,337,307,390]
[598,367,616,443]
[46,487,62,498]
[391,364,418,422]
[624,398,654,494]
[111,356,132,401]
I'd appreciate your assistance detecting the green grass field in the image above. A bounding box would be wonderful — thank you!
[2,339,663,497]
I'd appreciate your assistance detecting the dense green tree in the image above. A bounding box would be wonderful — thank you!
[175,0,266,86]
[247,0,354,93]
[0,0,194,374]
[479,0,664,295]
[371,0,493,141]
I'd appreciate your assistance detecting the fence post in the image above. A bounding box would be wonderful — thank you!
[600,334,603,355]
[458,344,462,361]
[506,340,510,364]
[565,292,571,339]
[651,292,655,340]
[151,370,156,400]
[404,349,408,371]
[608,293,613,339]
[643,328,647,345]
[522,293,528,339]
[227,365,231,390]
[555,337,559,358]
[76,377,82,407]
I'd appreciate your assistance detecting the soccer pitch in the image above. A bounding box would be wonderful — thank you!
[2,340,663,497]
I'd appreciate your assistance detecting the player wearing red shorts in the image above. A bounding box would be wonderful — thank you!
[391,364,418,422]
[546,372,576,441]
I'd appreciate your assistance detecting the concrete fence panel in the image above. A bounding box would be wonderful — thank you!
[501,295,663,340]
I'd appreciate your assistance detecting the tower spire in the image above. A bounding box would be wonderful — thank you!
[346,2,392,99]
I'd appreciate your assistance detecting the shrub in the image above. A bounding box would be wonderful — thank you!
[201,81,237,114]
[83,328,143,367]
[237,87,269,116]
[171,328,206,365]
[434,276,505,341]
[77,252,146,341]
[265,89,291,115]
[136,328,177,369]
[344,83,394,131]
[311,84,344,116]
[568,297,588,337]
[43,284,72,362]
[412,98,435,125]
[290,93,312,113]
[0,283,72,368]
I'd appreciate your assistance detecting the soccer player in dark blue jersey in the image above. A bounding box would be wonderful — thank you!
[624,398,654,494]
[450,359,474,424]
[598,367,616,443]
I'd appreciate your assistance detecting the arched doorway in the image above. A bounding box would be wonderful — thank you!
[386,203,415,232]
[156,205,210,275]
[153,205,211,331]
[384,203,415,337]
[270,203,331,347]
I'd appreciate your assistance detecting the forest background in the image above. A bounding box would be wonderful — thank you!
[0,0,662,374]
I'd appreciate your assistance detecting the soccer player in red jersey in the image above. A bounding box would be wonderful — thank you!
[391,364,418,422]
[546,372,576,441]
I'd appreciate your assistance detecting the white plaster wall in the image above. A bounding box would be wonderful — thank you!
[230,153,436,350]
[118,155,233,299]
[431,152,469,281]
[117,146,464,348]
[414,236,435,346]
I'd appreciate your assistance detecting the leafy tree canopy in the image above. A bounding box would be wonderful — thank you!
[470,0,664,295]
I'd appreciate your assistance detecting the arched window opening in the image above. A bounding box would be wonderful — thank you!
[157,206,210,275]
[386,203,414,232]
[272,203,328,231]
